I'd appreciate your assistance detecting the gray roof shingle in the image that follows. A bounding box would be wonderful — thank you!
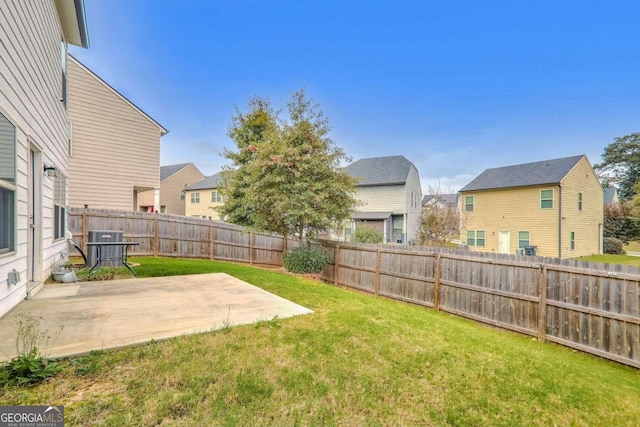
[344,155,414,186]
[460,155,586,192]
[160,163,192,181]
[185,172,223,190]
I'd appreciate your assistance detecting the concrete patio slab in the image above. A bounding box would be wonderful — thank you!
[0,273,313,361]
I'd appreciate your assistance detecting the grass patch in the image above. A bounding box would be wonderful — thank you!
[624,240,640,252]
[3,257,639,426]
[577,254,640,266]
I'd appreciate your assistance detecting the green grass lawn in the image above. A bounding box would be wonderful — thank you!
[624,240,640,252]
[3,257,640,426]
[578,253,640,266]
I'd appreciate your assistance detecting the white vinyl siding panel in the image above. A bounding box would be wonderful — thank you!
[67,58,163,210]
[356,185,406,213]
[0,0,70,316]
[403,165,422,243]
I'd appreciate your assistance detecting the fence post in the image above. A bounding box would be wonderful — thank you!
[153,216,159,257]
[281,237,288,267]
[375,248,381,295]
[249,231,255,265]
[210,224,216,260]
[538,265,547,342]
[334,245,340,286]
[434,253,441,311]
[81,209,87,254]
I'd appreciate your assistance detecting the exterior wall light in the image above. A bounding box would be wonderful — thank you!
[43,164,58,177]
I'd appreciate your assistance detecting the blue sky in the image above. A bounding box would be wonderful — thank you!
[70,0,640,192]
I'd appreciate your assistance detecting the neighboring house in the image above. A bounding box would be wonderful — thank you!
[184,173,224,219]
[0,0,89,317]
[339,155,423,244]
[459,155,603,258]
[603,187,619,206]
[422,193,459,210]
[138,163,205,215]
[67,56,167,211]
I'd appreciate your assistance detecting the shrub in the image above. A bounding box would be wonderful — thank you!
[282,245,331,274]
[604,237,625,254]
[0,314,63,386]
[0,348,61,386]
[354,225,383,244]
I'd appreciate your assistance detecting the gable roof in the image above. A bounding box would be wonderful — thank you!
[344,155,415,186]
[69,56,168,135]
[460,155,586,192]
[185,172,223,191]
[160,163,193,181]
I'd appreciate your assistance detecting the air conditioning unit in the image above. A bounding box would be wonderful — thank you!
[87,230,123,267]
[515,248,525,256]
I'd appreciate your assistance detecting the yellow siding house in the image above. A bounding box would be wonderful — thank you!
[459,155,603,259]
[184,172,224,220]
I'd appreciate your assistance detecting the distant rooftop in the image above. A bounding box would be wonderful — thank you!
[422,194,458,206]
[160,163,192,181]
[344,155,415,186]
[185,172,223,190]
[460,155,586,192]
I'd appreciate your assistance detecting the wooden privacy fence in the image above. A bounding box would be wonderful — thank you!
[68,209,640,368]
[68,208,299,266]
[317,242,640,369]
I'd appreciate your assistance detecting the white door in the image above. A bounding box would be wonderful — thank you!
[27,147,42,289]
[498,230,510,254]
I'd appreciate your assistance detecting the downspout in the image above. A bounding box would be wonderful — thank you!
[558,184,562,258]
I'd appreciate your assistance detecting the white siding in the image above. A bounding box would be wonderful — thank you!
[0,0,71,316]
[404,164,423,243]
[356,185,406,212]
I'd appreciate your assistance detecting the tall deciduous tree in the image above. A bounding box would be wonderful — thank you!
[595,132,640,200]
[219,97,278,226]
[222,90,358,239]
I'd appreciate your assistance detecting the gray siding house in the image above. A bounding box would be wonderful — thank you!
[342,155,422,243]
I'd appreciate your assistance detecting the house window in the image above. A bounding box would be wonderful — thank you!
[0,112,16,254]
[570,232,575,250]
[467,230,485,247]
[191,192,200,203]
[53,172,67,240]
[465,195,474,211]
[393,216,404,243]
[540,190,553,209]
[518,231,530,248]
[211,190,222,203]
[180,191,185,201]
[578,193,583,210]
